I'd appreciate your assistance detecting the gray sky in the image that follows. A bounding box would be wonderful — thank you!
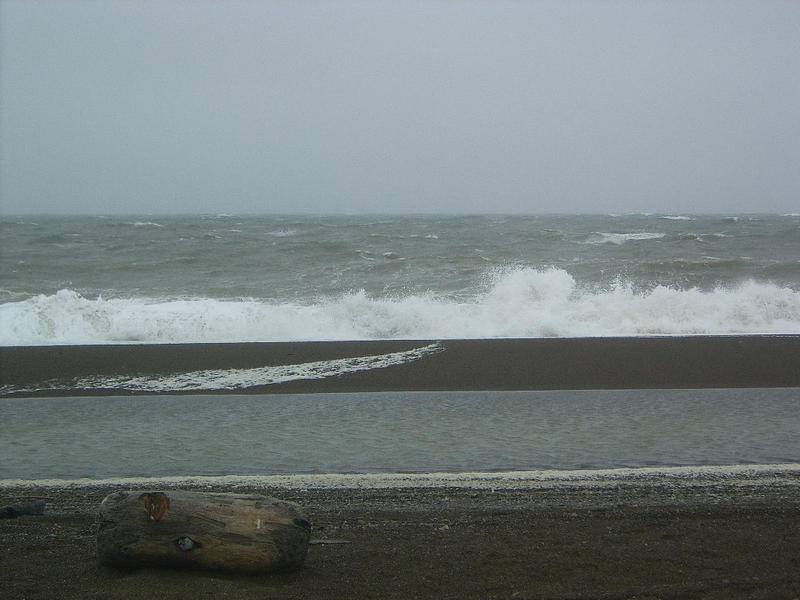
[1,0,798,215]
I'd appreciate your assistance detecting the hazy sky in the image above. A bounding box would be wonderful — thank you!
[1,1,798,215]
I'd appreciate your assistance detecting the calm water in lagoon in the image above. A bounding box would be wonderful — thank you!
[1,388,797,480]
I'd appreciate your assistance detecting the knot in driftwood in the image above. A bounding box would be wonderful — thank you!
[139,492,170,521]
[176,536,198,551]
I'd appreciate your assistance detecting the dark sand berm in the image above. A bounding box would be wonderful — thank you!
[2,335,799,395]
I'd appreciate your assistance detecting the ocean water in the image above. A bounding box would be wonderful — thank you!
[1,213,799,345]
[2,214,798,478]
[2,389,798,480]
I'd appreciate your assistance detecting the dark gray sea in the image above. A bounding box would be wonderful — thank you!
[1,214,798,479]
[2,214,799,344]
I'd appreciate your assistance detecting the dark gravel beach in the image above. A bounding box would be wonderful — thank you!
[2,468,799,599]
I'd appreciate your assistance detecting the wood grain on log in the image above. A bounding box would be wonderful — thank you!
[96,490,310,573]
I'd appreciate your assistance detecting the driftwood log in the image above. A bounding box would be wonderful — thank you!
[96,490,311,573]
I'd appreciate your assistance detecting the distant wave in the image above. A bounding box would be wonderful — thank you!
[2,268,799,345]
[129,221,164,228]
[585,232,665,245]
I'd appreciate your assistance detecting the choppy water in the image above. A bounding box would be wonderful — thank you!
[1,214,799,344]
[1,389,798,480]
[3,215,797,479]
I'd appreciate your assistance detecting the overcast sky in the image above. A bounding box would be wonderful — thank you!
[1,1,798,215]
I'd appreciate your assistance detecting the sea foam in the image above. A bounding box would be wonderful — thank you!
[1,268,799,345]
[7,343,443,394]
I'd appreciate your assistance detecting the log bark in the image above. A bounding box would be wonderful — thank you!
[96,490,310,573]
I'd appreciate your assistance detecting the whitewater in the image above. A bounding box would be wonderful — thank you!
[1,214,799,345]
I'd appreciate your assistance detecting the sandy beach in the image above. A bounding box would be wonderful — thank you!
[1,466,799,599]
[2,335,800,396]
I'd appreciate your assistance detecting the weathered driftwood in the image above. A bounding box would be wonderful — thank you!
[0,499,45,519]
[96,490,310,573]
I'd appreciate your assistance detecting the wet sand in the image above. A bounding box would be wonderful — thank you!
[1,467,799,599]
[2,335,799,396]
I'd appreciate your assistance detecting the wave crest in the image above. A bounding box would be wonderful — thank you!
[2,268,799,345]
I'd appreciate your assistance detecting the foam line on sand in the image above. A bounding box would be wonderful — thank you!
[2,463,798,490]
[3,336,800,397]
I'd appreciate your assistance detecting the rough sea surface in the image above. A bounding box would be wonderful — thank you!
[2,214,798,478]
[2,214,799,344]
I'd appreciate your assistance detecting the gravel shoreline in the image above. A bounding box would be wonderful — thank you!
[3,463,800,510]
[2,466,798,599]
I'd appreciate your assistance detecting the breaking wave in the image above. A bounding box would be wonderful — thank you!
[2,268,799,345]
